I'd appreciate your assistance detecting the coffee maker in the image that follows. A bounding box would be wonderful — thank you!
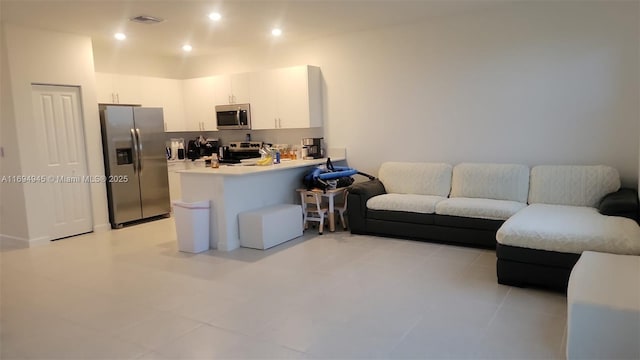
[187,137,219,160]
[302,137,323,159]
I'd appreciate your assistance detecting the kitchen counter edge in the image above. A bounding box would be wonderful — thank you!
[177,157,346,176]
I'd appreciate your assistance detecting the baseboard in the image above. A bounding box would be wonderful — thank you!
[94,223,111,232]
[0,234,50,248]
[0,234,30,247]
[29,236,52,246]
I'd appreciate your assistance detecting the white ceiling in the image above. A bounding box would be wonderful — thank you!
[1,0,499,58]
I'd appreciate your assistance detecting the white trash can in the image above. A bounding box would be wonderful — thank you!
[173,200,210,253]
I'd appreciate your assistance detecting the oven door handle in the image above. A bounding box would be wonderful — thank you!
[236,110,241,128]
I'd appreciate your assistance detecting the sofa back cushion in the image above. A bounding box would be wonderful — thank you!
[378,162,452,196]
[450,163,530,203]
[528,165,620,207]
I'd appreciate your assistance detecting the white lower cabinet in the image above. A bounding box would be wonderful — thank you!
[167,161,186,204]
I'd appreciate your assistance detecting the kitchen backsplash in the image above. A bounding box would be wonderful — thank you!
[165,127,324,147]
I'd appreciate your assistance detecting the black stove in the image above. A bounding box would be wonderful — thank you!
[220,141,262,163]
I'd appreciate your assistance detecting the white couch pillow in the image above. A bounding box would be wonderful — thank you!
[378,162,452,196]
[528,165,620,207]
[450,163,530,203]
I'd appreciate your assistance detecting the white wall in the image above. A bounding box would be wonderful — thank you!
[183,1,639,187]
[93,43,184,79]
[0,25,29,242]
[2,24,109,242]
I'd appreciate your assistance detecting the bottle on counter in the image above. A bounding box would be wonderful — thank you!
[274,149,281,164]
[177,142,185,160]
[211,154,220,168]
[170,141,178,160]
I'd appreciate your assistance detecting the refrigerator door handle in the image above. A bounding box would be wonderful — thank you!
[130,128,138,174]
[135,128,143,173]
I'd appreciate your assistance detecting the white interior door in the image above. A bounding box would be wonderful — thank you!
[32,85,93,240]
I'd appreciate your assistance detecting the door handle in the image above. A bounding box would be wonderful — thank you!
[236,111,241,128]
[130,128,138,174]
[135,128,143,173]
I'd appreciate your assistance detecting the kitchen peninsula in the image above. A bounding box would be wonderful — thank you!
[178,156,346,251]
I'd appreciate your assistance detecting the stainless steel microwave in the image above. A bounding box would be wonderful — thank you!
[215,104,251,130]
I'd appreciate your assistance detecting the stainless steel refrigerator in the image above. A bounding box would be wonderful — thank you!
[100,105,170,228]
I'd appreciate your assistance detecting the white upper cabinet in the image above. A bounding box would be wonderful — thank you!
[278,65,322,129]
[135,77,185,132]
[96,65,321,132]
[95,72,143,105]
[213,73,250,105]
[96,73,185,132]
[182,76,216,131]
[249,65,322,129]
[248,70,279,129]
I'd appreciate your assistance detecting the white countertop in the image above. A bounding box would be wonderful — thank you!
[177,157,346,176]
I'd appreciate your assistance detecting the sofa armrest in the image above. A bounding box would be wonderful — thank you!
[598,188,639,221]
[348,179,386,199]
[347,179,386,233]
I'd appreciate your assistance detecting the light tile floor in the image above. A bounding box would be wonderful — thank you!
[1,218,567,359]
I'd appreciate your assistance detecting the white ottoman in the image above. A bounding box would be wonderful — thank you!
[567,251,640,359]
[238,204,303,250]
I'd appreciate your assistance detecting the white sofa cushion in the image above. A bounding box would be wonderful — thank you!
[528,165,620,207]
[435,197,527,221]
[497,204,640,255]
[367,194,446,214]
[378,162,452,196]
[567,251,640,360]
[450,163,530,203]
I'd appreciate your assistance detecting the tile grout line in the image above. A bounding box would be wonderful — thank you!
[384,308,428,357]
[485,286,512,330]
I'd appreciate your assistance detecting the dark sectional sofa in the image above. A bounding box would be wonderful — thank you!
[347,162,640,292]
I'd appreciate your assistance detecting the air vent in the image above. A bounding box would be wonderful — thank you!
[129,15,164,24]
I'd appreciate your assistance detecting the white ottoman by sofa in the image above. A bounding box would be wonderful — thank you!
[567,251,640,359]
[238,204,303,250]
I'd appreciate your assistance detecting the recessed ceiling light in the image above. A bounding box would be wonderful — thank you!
[208,12,222,21]
[271,28,282,37]
[182,44,193,52]
[114,33,126,41]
